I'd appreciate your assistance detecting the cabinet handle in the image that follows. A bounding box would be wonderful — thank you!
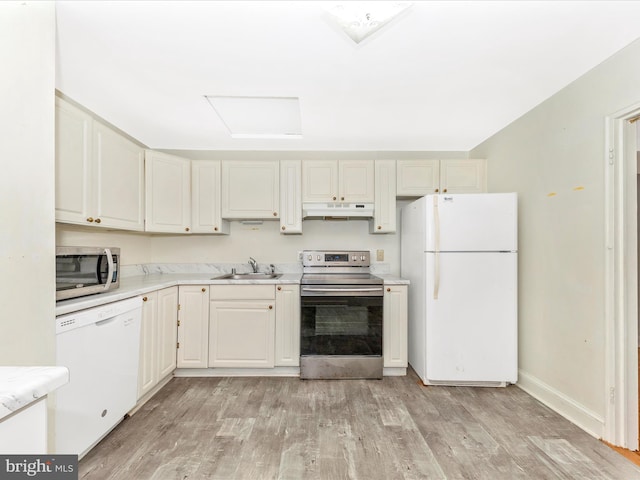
[377,226,382,230]
[332,196,337,201]
[341,196,345,201]
[185,227,190,232]
[268,305,273,310]
[95,218,101,224]
[277,286,282,291]
[201,288,206,293]
[214,227,218,232]
[443,188,447,193]
[273,212,278,217]
[386,288,391,292]
[142,296,148,301]
[86,217,94,223]
[281,226,286,231]
[435,189,439,193]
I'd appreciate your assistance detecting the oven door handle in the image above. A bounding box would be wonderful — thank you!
[301,287,384,293]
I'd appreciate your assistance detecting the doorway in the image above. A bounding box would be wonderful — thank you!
[604,105,640,450]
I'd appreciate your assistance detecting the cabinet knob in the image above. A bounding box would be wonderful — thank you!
[142,296,148,301]
[386,288,391,292]
[443,189,448,193]
[277,286,282,291]
[377,225,382,230]
[273,212,277,217]
[201,288,206,293]
[214,227,218,232]
[341,196,345,201]
[435,189,439,193]
[86,217,94,223]
[332,196,337,201]
[185,227,190,232]
[95,218,101,224]
[281,226,286,231]
[268,305,273,310]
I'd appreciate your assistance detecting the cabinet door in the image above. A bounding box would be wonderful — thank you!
[371,160,396,234]
[275,285,300,366]
[209,300,275,368]
[439,159,487,193]
[396,160,440,196]
[157,287,178,378]
[138,291,158,399]
[383,285,408,368]
[55,97,92,225]
[339,160,374,203]
[93,122,145,231]
[145,150,191,233]
[279,160,302,234]
[191,160,230,234]
[221,160,279,219]
[302,160,338,202]
[177,286,210,368]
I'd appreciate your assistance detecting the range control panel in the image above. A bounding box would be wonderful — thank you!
[302,250,370,267]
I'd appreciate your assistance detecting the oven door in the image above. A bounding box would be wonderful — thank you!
[300,285,383,379]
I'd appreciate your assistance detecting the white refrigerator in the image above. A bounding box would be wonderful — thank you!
[401,193,518,386]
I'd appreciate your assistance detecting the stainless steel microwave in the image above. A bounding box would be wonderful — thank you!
[56,247,120,301]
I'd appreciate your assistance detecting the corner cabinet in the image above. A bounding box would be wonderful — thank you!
[145,150,191,233]
[370,160,396,234]
[209,285,275,368]
[302,160,374,204]
[177,286,210,368]
[191,160,230,234]
[221,160,280,219]
[396,159,486,196]
[383,285,408,369]
[275,285,300,366]
[55,97,144,231]
[279,160,302,234]
[138,287,178,400]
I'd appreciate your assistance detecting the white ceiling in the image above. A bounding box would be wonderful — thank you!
[55,1,640,152]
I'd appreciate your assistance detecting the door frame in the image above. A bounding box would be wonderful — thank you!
[604,103,640,449]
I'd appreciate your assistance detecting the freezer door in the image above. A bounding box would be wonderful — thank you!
[425,252,517,383]
[425,193,517,252]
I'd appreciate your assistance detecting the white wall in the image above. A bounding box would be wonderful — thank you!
[0,2,56,365]
[470,38,640,436]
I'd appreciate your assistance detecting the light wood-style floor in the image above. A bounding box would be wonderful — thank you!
[79,370,640,479]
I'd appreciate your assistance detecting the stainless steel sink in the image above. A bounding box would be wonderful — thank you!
[212,273,282,280]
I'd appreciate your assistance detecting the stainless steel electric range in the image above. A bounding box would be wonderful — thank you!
[300,250,383,379]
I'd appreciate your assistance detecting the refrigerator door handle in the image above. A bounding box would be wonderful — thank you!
[434,195,440,300]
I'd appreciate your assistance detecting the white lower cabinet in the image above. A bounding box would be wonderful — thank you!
[209,285,275,368]
[275,285,300,366]
[177,285,210,368]
[138,287,178,399]
[383,285,408,368]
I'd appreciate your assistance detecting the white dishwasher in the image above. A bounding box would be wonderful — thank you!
[55,296,142,457]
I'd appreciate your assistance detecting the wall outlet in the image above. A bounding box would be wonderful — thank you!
[298,251,303,260]
[376,249,384,261]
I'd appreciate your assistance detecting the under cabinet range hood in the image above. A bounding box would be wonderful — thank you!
[303,202,374,219]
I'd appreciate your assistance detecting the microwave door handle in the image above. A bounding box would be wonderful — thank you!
[103,248,114,291]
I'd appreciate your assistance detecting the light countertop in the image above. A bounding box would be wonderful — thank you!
[0,367,69,420]
[56,272,409,316]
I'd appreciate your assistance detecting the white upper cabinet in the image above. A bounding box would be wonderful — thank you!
[145,150,191,233]
[302,160,374,203]
[371,160,396,234]
[191,160,230,234]
[396,159,486,196]
[55,97,144,230]
[279,160,302,234]
[222,160,280,219]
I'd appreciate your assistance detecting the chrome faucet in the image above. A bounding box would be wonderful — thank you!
[248,257,258,273]
[269,264,276,274]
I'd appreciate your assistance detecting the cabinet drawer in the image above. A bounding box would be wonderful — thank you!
[210,284,275,300]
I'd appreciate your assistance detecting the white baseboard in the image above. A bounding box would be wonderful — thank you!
[517,369,604,439]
